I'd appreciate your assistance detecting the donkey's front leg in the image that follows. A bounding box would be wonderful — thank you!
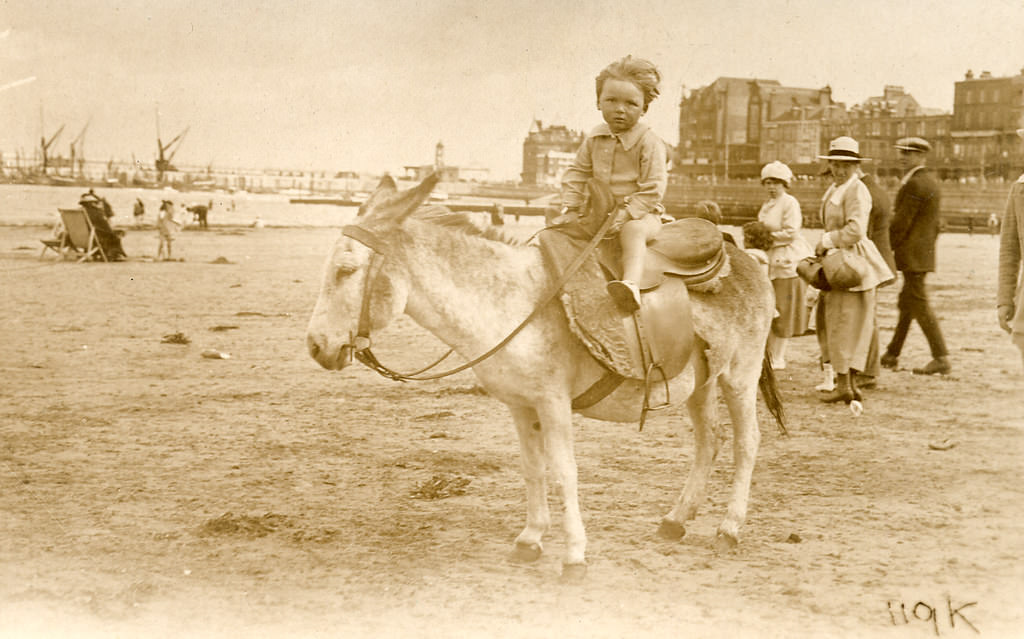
[509,405,549,563]
[536,399,587,579]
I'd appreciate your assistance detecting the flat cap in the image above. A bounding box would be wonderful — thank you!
[894,137,931,153]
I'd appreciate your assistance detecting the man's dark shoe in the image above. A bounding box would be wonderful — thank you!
[912,357,951,376]
[880,352,899,369]
[853,374,876,389]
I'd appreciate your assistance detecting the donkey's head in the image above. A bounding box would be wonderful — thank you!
[306,174,438,370]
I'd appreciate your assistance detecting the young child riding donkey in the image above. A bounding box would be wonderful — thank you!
[306,59,784,581]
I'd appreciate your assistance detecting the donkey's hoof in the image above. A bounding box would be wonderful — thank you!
[560,562,587,583]
[714,532,739,553]
[657,518,686,540]
[510,541,543,563]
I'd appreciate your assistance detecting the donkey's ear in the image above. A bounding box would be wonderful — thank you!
[357,174,400,217]
[390,173,439,222]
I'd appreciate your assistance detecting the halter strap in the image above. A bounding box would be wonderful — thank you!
[340,209,620,382]
[342,224,389,254]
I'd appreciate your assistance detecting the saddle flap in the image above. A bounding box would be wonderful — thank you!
[538,228,694,381]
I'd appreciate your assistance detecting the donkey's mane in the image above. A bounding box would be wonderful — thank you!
[412,205,521,246]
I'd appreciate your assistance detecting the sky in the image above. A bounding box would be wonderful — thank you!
[2,0,1023,180]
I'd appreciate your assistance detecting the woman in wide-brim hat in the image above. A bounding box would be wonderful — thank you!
[756,160,813,369]
[814,136,894,404]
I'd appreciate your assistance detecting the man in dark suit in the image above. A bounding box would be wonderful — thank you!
[856,167,897,387]
[882,137,950,375]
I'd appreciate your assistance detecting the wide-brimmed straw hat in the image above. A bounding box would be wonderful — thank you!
[894,137,932,153]
[818,136,869,162]
[760,161,794,187]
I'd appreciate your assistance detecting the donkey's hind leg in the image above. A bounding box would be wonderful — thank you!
[659,355,723,540]
[715,362,763,550]
[508,405,550,563]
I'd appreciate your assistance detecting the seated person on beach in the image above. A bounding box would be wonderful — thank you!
[78,191,127,260]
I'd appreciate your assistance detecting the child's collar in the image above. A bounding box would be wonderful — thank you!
[590,121,650,150]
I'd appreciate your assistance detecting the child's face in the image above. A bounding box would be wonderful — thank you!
[598,78,645,134]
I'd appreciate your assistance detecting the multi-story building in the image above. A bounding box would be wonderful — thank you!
[836,86,952,177]
[521,120,583,186]
[677,77,836,179]
[950,68,1024,179]
[760,104,848,171]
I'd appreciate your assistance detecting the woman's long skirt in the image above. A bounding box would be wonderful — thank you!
[820,288,876,374]
[771,276,810,338]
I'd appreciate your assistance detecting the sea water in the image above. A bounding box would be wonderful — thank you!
[0,184,359,228]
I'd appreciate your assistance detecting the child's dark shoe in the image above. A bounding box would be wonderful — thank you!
[607,280,641,312]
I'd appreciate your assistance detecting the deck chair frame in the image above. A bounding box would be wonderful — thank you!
[58,207,108,262]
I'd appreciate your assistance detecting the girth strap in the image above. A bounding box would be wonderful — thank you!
[571,371,625,410]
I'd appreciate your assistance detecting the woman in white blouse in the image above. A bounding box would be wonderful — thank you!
[756,161,813,369]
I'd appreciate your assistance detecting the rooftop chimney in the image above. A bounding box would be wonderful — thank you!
[965,69,974,79]
[980,70,992,78]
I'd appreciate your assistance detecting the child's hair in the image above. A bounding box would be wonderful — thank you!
[742,220,773,251]
[595,55,661,110]
[694,200,722,225]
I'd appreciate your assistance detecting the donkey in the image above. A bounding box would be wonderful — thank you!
[307,174,783,579]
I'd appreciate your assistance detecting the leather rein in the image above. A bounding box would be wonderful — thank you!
[340,209,618,382]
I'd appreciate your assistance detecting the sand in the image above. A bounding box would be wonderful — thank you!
[1,223,1022,638]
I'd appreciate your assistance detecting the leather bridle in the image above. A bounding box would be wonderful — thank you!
[339,209,618,382]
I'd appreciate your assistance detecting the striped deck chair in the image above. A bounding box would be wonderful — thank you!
[58,207,108,262]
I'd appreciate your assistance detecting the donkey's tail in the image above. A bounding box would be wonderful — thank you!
[759,347,787,435]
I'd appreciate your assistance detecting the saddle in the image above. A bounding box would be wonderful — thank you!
[538,181,729,400]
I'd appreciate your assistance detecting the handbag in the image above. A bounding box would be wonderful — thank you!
[797,248,868,291]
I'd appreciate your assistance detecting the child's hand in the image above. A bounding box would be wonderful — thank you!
[548,206,579,226]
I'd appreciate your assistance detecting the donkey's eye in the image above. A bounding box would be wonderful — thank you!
[333,252,361,277]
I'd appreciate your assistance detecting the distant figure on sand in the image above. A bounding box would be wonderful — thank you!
[133,198,146,228]
[188,200,212,229]
[157,200,181,261]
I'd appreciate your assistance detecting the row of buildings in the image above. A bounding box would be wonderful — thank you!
[522,67,1024,184]
[678,67,1024,180]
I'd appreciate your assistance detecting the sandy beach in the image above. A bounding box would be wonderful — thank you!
[1,222,1023,638]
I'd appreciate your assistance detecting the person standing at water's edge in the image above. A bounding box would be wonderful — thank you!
[883,137,950,375]
[997,128,1024,370]
[559,55,667,312]
[157,200,181,261]
[756,161,813,369]
[133,197,146,228]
